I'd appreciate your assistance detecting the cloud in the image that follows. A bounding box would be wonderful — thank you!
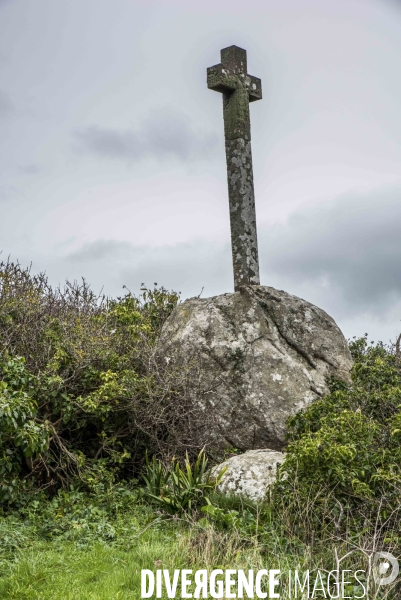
[72,107,219,163]
[18,164,41,174]
[13,183,396,346]
[66,238,232,297]
[0,185,19,202]
[68,239,133,262]
[0,90,13,117]
[260,186,401,318]
[63,186,401,325]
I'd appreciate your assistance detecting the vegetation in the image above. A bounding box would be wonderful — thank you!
[142,449,226,514]
[0,260,401,597]
[0,499,367,600]
[275,337,401,544]
[0,260,202,506]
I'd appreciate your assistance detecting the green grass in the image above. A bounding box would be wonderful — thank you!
[0,508,374,600]
[0,514,188,599]
[0,500,302,600]
[0,538,186,599]
[0,491,398,599]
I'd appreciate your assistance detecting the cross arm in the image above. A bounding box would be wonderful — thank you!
[247,74,262,102]
[207,63,237,93]
[207,64,262,101]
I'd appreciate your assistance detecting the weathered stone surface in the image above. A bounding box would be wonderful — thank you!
[158,285,352,451]
[207,45,262,291]
[212,449,285,502]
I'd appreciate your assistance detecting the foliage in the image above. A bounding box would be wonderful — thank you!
[0,307,400,596]
[1,258,401,595]
[0,356,50,502]
[0,261,185,505]
[142,449,225,515]
[0,492,394,599]
[0,505,294,600]
[273,335,401,545]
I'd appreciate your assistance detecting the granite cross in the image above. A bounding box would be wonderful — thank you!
[207,45,262,291]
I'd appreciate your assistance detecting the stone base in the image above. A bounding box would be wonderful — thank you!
[158,285,352,451]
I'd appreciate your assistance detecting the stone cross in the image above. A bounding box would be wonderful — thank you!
[207,45,262,291]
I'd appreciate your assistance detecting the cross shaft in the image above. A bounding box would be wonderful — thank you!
[207,45,262,291]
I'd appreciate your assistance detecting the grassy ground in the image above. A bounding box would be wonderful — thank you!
[0,523,256,599]
[0,534,196,600]
[0,463,398,599]
[0,501,381,600]
[0,498,312,600]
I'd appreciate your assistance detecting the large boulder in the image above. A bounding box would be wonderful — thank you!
[211,449,285,502]
[158,285,352,451]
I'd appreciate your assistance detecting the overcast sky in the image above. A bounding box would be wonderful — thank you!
[1,0,401,342]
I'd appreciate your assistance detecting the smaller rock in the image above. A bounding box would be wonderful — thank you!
[211,449,285,502]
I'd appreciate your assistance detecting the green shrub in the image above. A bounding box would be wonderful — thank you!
[273,336,401,545]
[0,261,183,505]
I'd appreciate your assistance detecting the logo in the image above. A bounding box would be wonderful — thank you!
[373,552,399,586]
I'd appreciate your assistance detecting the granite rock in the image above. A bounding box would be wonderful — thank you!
[158,285,352,450]
[212,449,285,502]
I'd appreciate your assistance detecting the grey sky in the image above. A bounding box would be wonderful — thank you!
[73,108,219,162]
[0,0,401,341]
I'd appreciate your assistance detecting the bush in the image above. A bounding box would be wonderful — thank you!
[273,335,401,547]
[0,261,195,505]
